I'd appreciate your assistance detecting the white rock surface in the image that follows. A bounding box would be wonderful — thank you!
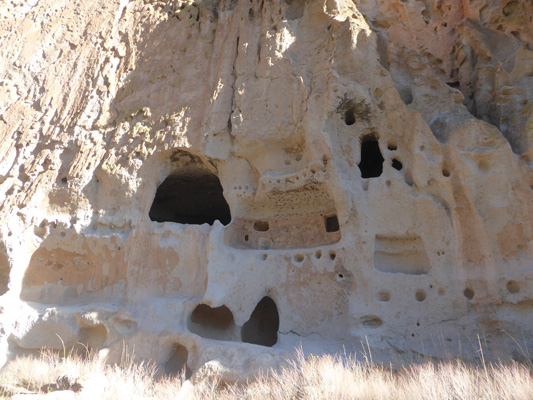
[0,0,532,378]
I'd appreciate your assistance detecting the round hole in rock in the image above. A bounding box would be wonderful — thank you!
[315,250,322,259]
[464,288,474,300]
[324,215,340,233]
[344,109,356,125]
[253,221,269,232]
[387,143,397,151]
[415,290,426,302]
[244,235,249,242]
[506,280,520,293]
[294,254,304,262]
[187,304,237,341]
[338,273,344,279]
[442,169,450,177]
[149,155,231,226]
[241,296,279,347]
[392,159,403,170]
[359,134,384,178]
[329,250,336,260]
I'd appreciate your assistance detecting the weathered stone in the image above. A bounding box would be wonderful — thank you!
[0,0,531,377]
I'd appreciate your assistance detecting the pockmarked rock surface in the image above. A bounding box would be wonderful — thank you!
[0,0,532,380]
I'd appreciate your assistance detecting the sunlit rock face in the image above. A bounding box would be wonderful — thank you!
[0,0,531,379]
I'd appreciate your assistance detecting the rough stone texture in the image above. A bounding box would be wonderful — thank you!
[0,0,532,379]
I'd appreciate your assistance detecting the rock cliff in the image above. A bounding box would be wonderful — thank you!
[0,0,532,380]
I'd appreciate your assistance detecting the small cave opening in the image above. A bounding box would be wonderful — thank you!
[344,109,356,125]
[241,296,279,347]
[187,304,237,341]
[164,343,191,378]
[325,215,340,233]
[358,135,384,178]
[75,324,107,354]
[392,159,403,171]
[149,156,231,226]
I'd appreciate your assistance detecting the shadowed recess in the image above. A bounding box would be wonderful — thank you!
[149,166,231,226]
[164,343,191,378]
[241,296,279,347]
[359,134,384,178]
[187,304,237,341]
[0,249,9,296]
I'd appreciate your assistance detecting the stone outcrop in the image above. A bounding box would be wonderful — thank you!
[0,0,532,380]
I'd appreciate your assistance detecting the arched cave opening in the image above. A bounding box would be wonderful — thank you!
[149,158,231,225]
[358,134,384,178]
[241,296,279,347]
[164,343,191,378]
[187,304,237,341]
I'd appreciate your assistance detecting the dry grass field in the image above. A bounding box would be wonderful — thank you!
[0,347,532,399]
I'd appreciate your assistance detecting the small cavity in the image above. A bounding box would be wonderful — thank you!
[244,235,249,242]
[404,170,414,186]
[464,288,474,300]
[387,143,397,151]
[360,315,383,328]
[325,215,340,233]
[442,168,450,177]
[415,290,426,302]
[329,250,336,260]
[254,221,270,232]
[377,291,390,302]
[344,109,356,125]
[506,280,519,293]
[392,159,403,171]
[187,304,237,341]
[241,296,279,347]
[359,134,384,178]
[164,344,191,378]
[261,254,268,261]
[294,254,304,263]
[315,250,322,259]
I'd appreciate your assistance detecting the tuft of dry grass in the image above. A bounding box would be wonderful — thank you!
[0,348,532,399]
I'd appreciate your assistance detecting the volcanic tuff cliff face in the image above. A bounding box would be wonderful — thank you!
[0,0,532,380]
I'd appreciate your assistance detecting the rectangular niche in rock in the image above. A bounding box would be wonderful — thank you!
[373,234,431,275]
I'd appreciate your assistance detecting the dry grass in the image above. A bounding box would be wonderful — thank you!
[0,349,532,399]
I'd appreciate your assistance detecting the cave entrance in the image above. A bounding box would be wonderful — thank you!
[358,134,384,178]
[241,296,279,347]
[149,153,231,225]
[187,304,237,341]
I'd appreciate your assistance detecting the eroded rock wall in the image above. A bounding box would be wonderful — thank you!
[0,0,532,378]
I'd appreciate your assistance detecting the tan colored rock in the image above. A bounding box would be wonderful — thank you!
[0,0,531,377]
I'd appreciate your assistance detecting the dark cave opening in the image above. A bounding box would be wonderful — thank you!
[241,296,279,347]
[149,166,231,226]
[358,135,384,178]
[187,304,237,341]
[325,215,340,233]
